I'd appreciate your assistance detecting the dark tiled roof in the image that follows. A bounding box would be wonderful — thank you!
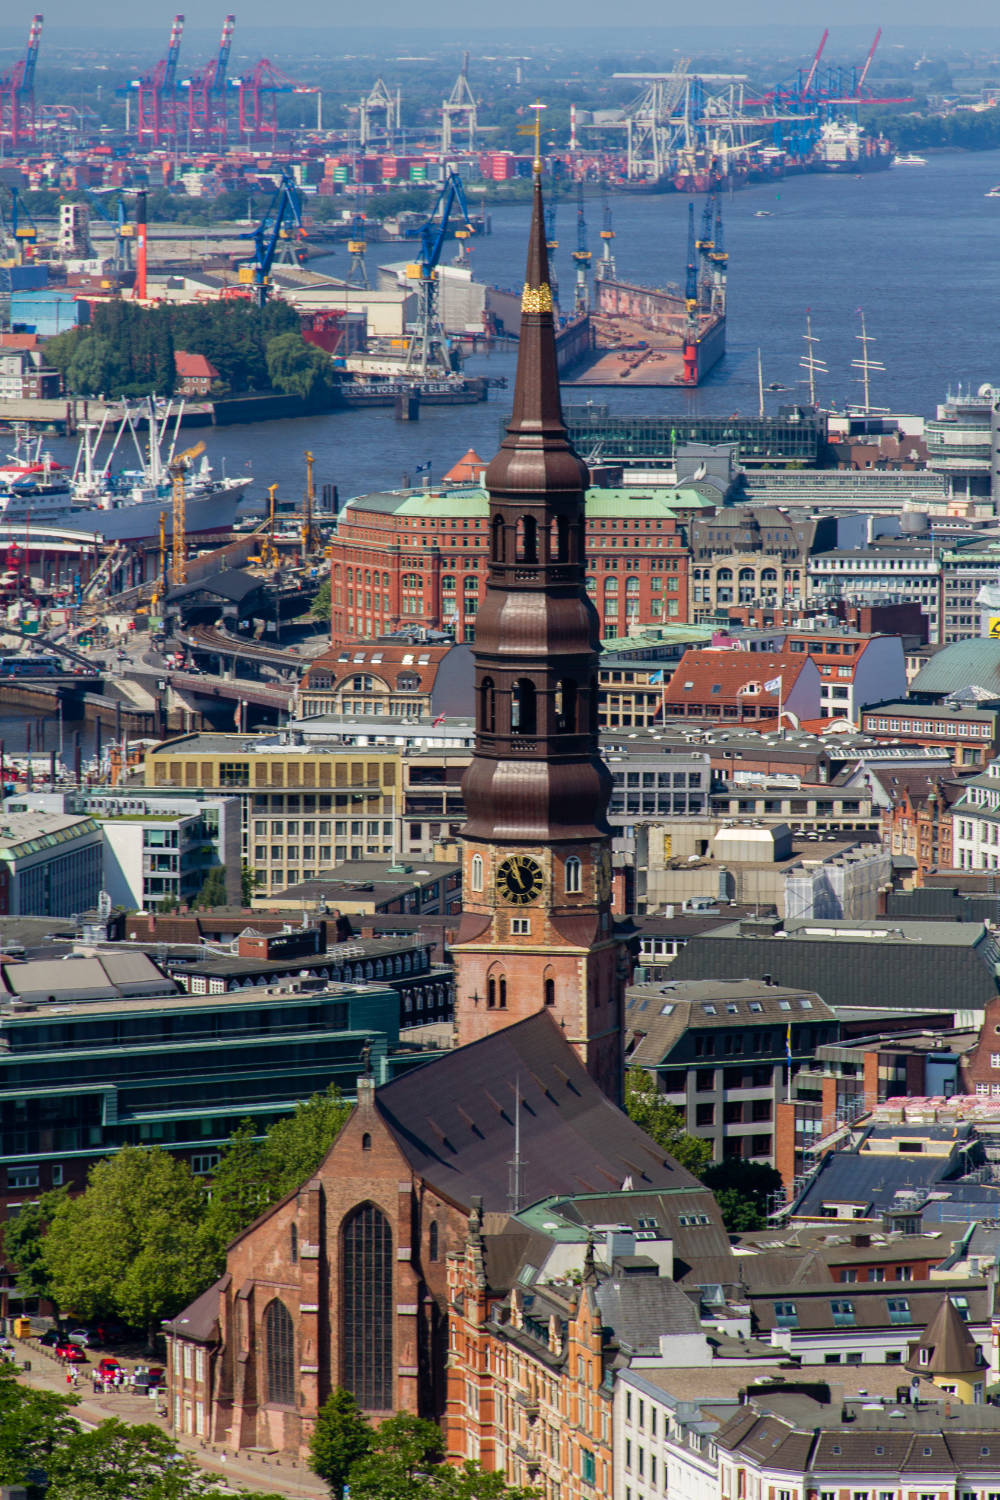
[668,922,999,1014]
[906,1293,986,1376]
[162,1274,228,1343]
[374,1012,714,1217]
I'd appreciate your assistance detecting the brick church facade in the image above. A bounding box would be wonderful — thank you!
[162,164,683,1461]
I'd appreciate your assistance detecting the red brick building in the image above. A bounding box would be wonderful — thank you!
[326,486,693,646]
[162,1015,715,1455]
[661,647,821,723]
[879,773,967,880]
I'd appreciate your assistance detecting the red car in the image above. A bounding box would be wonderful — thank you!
[97,1358,124,1378]
[54,1342,86,1362]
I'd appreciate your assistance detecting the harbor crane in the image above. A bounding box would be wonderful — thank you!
[127,13,185,149]
[682,202,699,385]
[441,52,477,153]
[595,197,616,283]
[236,170,305,307]
[0,186,38,267]
[170,440,206,588]
[571,182,591,318]
[358,77,398,148]
[233,57,321,141]
[0,15,43,150]
[84,188,134,274]
[345,214,369,288]
[403,170,474,377]
[545,195,559,308]
[181,13,235,145]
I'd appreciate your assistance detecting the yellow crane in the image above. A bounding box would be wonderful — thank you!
[261,483,279,568]
[301,450,318,563]
[149,509,167,617]
[169,441,206,587]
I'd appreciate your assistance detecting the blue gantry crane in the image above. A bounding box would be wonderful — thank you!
[84,188,134,274]
[403,170,475,376]
[235,170,306,307]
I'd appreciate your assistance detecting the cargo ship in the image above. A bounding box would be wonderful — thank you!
[811,119,893,173]
[561,197,727,389]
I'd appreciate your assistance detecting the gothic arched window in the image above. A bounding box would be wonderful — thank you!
[512,679,536,735]
[263,1299,295,1407]
[471,853,484,892]
[342,1203,393,1410]
[487,977,496,1009]
[290,1223,298,1265]
[429,1220,439,1262]
[480,677,496,734]
[499,976,507,1010]
[544,976,556,1007]
[565,856,582,894]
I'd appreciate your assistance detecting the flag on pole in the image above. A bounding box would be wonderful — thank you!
[432,713,446,726]
[764,675,783,693]
[649,670,664,685]
[415,461,432,474]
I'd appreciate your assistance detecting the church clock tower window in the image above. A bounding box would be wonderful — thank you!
[451,129,629,1105]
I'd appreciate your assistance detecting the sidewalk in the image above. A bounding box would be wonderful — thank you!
[12,1338,329,1499]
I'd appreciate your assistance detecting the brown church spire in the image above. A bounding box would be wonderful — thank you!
[485,170,589,504]
[453,156,626,1107]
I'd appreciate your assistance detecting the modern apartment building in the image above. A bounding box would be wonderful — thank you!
[0,809,102,917]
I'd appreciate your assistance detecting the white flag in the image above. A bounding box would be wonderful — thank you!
[764,676,782,693]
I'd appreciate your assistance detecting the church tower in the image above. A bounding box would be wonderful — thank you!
[452,159,628,1105]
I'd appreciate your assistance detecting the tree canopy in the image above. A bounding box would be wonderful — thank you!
[44,300,300,400]
[0,1371,282,1498]
[310,1401,537,1500]
[4,1085,350,1339]
[624,1068,712,1177]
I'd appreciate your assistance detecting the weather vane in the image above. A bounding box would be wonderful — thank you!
[530,100,546,173]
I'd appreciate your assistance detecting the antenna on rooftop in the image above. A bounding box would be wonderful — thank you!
[508,1073,526,1214]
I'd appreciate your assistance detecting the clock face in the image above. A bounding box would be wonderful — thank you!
[496,854,544,906]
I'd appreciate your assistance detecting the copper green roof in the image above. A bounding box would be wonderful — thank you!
[344,485,711,520]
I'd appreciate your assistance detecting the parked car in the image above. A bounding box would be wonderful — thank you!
[38,1329,61,1347]
[54,1342,87,1363]
[67,1328,93,1348]
[97,1358,124,1378]
[145,1366,165,1388]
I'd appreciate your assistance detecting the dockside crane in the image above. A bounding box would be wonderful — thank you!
[358,77,398,148]
[441,52,477,153]
[595,197,616,283]
[170,441,206,588]
[233,57,320,141]
[236,170,305,307]
[571,182,591,318]
[182,13,235,145]
[682,202,700,386]
[707,194,728,316]
[545,196,559,308]
[694,190,715,312]
[84,188,134,274]
[403,170,475,378]
[121,14,185,149]
[345,214,369,288]
[0,15,43,150]
[0,186,38,267]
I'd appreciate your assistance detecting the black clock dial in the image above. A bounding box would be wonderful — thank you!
[496,855,543,905]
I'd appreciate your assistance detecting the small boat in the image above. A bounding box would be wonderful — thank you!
[986,186,1000,198]
[894,152,927,166]
[753,210,772,218]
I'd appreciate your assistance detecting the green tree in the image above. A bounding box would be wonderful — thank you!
[2,1187,67,1305]
[259,1081,350,1198]
[624,1069,712,1177]
[240,861,262,905]
[347,1413,444,1500]
[309,1387,372,1497]
[195,867,227,908]
[310,577,331,622]
[702,1160,782,1233]
[202,1086,349,1261]
[265,330,335,403]
[42,1417,284,1500]
[41,1147,215,1342]
[0,1366,76,1485]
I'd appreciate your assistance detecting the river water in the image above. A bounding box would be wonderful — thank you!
[8,148,1000,760]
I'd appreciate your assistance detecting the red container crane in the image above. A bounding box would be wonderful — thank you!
[0,15,43,150]
[182,14,235,145]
